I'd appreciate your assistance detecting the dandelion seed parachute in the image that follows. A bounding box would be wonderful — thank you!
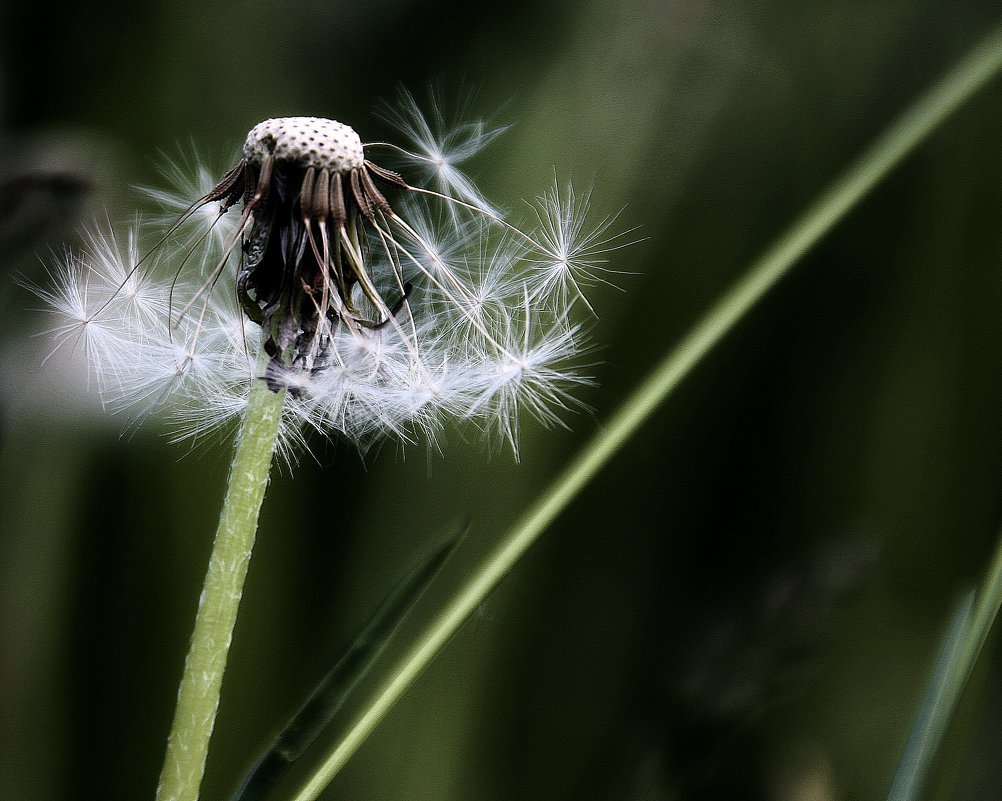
[373,87,510,216]
[33,105,622,455]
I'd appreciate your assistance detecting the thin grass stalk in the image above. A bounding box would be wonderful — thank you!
[887,517,1002,801]
[289,20,1002,801]
[886,593,975,801]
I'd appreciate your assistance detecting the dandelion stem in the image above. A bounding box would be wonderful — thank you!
[289,19,1002,801]
[155,362,285,801]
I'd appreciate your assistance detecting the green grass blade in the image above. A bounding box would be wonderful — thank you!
[957,521,1002,703]
[886,592,975,801]
[288,21,1002,801]
[887,520,1002,801]
[229,532,463,801]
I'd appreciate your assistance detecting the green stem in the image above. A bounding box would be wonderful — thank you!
[959,520,1002,683]
[155,369,286,801]
[290,20,1002,801]
[887,517,1002,801]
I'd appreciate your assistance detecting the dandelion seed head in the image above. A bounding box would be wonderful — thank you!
[243,117,364,172]
[31,97,632,457]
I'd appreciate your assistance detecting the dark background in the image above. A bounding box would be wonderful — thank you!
[3,2,1002,800]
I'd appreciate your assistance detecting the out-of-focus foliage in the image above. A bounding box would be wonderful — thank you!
[3,2,1002,800]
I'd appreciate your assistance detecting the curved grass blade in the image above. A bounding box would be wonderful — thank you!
[229,530,464,801]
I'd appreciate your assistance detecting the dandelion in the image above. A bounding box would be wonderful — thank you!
[32,101,631,801]
[37,112,628,453]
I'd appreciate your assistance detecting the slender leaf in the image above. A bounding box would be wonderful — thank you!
[230,531,463,801]
[887,519,1002,801]
[886,592,974,801]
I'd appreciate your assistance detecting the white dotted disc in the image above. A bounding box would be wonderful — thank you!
[243,117,364,172]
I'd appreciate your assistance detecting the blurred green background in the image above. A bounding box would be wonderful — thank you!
[3,2,1002,800]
